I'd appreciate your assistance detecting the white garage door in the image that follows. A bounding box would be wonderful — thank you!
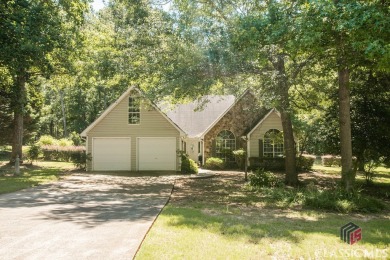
[93,138,131,171]
[138,137,176,171]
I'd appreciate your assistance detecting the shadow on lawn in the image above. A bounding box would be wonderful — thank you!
[165,171,390,246]
[0,161,64,174]
[0,173,175,228]
[0,163,64,195]
[162,202,389,247]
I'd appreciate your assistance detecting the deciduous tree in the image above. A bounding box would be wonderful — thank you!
[0,0,88,161]
[300,0,390,191]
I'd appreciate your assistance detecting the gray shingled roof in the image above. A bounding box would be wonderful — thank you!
[162,95,235,138]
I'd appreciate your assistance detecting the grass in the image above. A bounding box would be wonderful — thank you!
[136,168,390,259]
[313,164,342,175]
[312,163,390,200]
[313,164,390,183]
[0,160,75,194]
[138,207,389,259]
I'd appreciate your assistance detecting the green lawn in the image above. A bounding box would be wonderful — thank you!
[313,164,390,181]
[138,207,389,259]
[0,161,75,194]
[136,168,390,259]
[313,164,342,175]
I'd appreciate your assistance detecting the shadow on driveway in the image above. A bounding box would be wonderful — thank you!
[0,173,179,259]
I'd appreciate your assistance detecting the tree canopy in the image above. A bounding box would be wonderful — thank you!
[0,0,389,191]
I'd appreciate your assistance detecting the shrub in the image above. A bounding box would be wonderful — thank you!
[249,157,261,169]
[204,157,225,170]
[304,187,385,213]
[180,153,198,174]
[27,144,41,163]
[58,138,73,147]
[250,183,385,213]
[38,135,57,146]
[333,156,341,166]
[70,151,90,170]
[41,145,85,162]
[321,155,333,167]
[182,159,198,174]
[69,131,82,146]
[233,149,246,169]
[321,155,342,167]
[296,154,316,171]
[262,158,285,170]
[249,168,281,188]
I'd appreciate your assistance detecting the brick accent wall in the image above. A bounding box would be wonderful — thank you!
[203,91,266,161]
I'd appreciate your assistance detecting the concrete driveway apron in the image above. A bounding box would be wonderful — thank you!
[0,173,175,260]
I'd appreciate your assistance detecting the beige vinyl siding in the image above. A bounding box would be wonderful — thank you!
[86,97,181,171]
[249,111,282,158]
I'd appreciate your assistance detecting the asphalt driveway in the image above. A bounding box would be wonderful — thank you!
[0,173,176,260]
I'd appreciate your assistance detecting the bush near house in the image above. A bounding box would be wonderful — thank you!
[249,157,284,170]
[232,149,246,169]
[204,157,225,170]
[70,151,90,170]
[181,153,198,174]
[249,155,316,171]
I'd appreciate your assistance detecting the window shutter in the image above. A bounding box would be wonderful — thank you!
[259,139,263,159]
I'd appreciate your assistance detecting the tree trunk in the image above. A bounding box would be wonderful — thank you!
[60,90,67,137]
[281,110,298,185]
[338,68,355,191]
[273,54,298,185]
[10,72,27,162]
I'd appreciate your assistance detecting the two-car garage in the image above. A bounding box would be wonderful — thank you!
[81,87,184,172]
[92,137,177,171]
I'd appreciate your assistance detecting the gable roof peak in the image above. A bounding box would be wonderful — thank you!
[80,86,185,137]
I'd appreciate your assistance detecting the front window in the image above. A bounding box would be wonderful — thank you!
[216,130,236,162]
[128,96,140,124]
[263,129,284,158]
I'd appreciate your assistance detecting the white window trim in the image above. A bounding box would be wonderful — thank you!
[128,96,141,125]
[263,129,284,158]
[216,130,236,162]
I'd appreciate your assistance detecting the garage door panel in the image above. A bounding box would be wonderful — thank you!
[138,138,176,171]
[93,138,131,171]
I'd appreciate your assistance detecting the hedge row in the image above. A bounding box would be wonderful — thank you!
[248,154,316,171]
[321,155,341,167]
[41,145,85,162]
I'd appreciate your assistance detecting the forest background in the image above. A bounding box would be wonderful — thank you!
[0,0,389,190]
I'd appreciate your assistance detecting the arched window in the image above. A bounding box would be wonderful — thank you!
[263,129,284,158]
[216,130,236,162]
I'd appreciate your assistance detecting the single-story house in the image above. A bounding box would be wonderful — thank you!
[81,86,283,171]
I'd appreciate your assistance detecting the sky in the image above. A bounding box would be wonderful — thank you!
[92,0,106,11]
